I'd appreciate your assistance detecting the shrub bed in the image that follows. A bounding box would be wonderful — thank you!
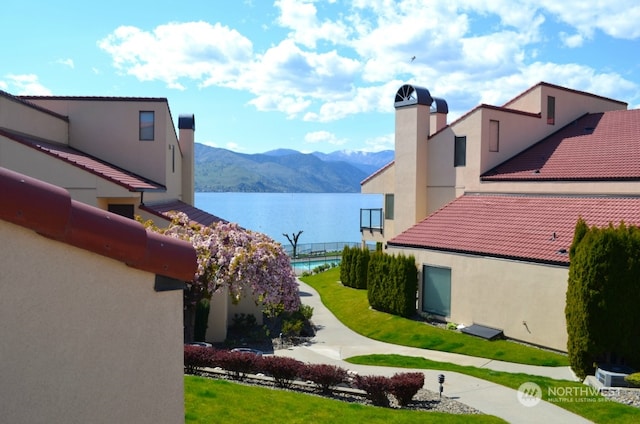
[184,346,425,407]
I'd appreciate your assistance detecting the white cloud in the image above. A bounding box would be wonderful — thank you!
[304,130,347,146]
[559,32,584,48]
[56,58,74,68]
[96,1,640,128]
[98,22,254,89]
[363,134,394,152]
[3,74,52,95]
[275,0,350,48]
[536,0,640,40]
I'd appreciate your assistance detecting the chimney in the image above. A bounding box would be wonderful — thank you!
[430,97,448,135]
[178,114,195,206]
[393,84,432,234]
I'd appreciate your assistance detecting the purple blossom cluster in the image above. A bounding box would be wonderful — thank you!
[157,212,301,314]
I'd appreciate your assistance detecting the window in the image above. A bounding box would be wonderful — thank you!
[489,120,499,152]
[454,136,466,167]
[108,204,134,219]
[422,265,451,317]
[171,144,175,173]
[139,111,155,140]
[547,96,555,125]
[384,193,394,220]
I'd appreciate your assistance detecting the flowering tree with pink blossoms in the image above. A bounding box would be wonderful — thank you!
[144,212,300,342]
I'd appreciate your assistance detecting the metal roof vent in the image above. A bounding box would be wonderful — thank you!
[394,84,433,108]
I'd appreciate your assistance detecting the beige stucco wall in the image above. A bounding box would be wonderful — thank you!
[0,221,184,424]
[392,246,569,352]
[0,138,139,207]
[206,287,263,343]
[24,98,186,204]
[0,95,68,143]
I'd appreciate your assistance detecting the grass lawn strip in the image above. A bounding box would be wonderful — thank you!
[301,268,640,423]
[185,375,506,424]
[300,267,568,367]
[347,354,640,424]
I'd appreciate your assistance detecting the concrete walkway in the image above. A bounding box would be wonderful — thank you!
[273,280,591,424]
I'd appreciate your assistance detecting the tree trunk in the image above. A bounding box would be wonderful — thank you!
[184,305,196,344]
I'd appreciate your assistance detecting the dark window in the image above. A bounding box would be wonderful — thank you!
[171,145,175,173]
[489,120,499,152]
[108,204,134,219]
[547,96,555,125]
[385,194,394,220]
[454,136,466,167]
[139,111,155,140]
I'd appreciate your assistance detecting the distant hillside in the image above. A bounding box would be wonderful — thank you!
[194,144,393,193]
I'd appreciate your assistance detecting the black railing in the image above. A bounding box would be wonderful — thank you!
[360,208,383,233]
[283,242,360,259]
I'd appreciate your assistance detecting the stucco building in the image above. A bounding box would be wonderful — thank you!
[0,90,262,343]
[361,82,640,351]
[0,167,198,423]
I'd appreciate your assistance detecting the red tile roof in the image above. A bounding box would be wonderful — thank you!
[141,200,226,227]
[483,109,640,181]
[388,193,640,265]
[0,128,165,192]
[0,167,197,281]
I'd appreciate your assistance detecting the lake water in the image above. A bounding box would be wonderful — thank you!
[195,192,383,246]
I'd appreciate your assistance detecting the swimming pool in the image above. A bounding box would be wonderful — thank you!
[291,259,341,274]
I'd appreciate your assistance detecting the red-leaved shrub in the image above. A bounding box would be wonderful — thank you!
[261,356,304,388]
[184,345,217,374]
[301,364,348,393]
[353,375,392,407]
[216,350,263,380]
[389,372,424,406]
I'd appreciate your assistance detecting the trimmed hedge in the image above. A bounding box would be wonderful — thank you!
[566,219,640,379]
[367,252,418,318]
[262,356,304,388]
[340,246,370,289]
[301,363,349,394]
[184,347,425,406]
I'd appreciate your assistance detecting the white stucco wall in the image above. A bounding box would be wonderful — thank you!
[0,221,184,424]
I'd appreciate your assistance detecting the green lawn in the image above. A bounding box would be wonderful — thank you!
[299,267,640,424]
[300,267,569,366]
[347,354,640,424]
[185,375,506,424]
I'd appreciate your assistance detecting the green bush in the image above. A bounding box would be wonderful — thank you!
[566,219,640,379]
[367,252,417,318]
[625,373,640,387]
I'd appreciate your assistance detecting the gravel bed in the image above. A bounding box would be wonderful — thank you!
[194,368,483,415]
[601,388,640,408]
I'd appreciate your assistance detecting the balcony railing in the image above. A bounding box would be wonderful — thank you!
[360,208,383,234]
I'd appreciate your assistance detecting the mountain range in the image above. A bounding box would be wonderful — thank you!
[194,143,394,192]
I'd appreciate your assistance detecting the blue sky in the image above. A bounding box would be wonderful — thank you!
[1,1,639,154]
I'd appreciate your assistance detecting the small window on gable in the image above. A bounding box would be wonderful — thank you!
[547,96,555,125]
[454,136,466,167]
[139,111,155,140]
[489,120,499,152]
